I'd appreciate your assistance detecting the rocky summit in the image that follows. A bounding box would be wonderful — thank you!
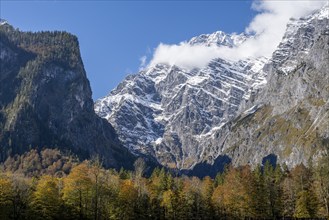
[0,23,135,168]
[95,5,329,172]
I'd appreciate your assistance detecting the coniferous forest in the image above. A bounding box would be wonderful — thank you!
[0,149,328,220]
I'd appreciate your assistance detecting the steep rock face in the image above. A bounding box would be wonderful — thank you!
[205,5,329,169]
[95,31,267,169]
[0,23,134,168]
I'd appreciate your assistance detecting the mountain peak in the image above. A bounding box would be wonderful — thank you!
[0,19,8,26]
[310,3,329,20]
[188,30,247,48]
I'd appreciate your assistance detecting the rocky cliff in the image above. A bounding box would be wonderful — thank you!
[216,5,329,168]
[0,23,135,168]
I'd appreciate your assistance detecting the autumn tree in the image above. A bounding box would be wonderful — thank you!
[282,171,296,217]
[29,175,62,219]
[251,165,269,218]
[290,164,318,218]
[0,174,14,219]
[212,166,253,218]
[294,190,312,218]
[115,179,138,219]
[0,173,32,219]
[263,161,284,218]
[147,168,165,218]
[212,183,225,218]
[200,176,214,216]
[63,162,92,219]
[134,157,146,180]
[161,188,182,220]
[314,154,329,217]
[89,157,105,220]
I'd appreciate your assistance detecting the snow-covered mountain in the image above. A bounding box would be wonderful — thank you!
[95,31,267,169]
[95,5,328,170]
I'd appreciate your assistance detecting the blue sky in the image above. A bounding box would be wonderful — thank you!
[1,1,255,99]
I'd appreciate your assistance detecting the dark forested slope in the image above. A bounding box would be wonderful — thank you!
[0,23,135,168]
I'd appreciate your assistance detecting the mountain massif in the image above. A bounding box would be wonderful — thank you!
[0,5,328,175]
[95,5,329,173]
[0,22,135,168]
[0,5,328,220]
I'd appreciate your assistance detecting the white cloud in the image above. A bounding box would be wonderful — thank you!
[149,43,228,70]
[148,0,327,70]
[139,55,147,70]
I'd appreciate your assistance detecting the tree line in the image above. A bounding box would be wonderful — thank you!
[0,24,82,71]
[0,150,328,220]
